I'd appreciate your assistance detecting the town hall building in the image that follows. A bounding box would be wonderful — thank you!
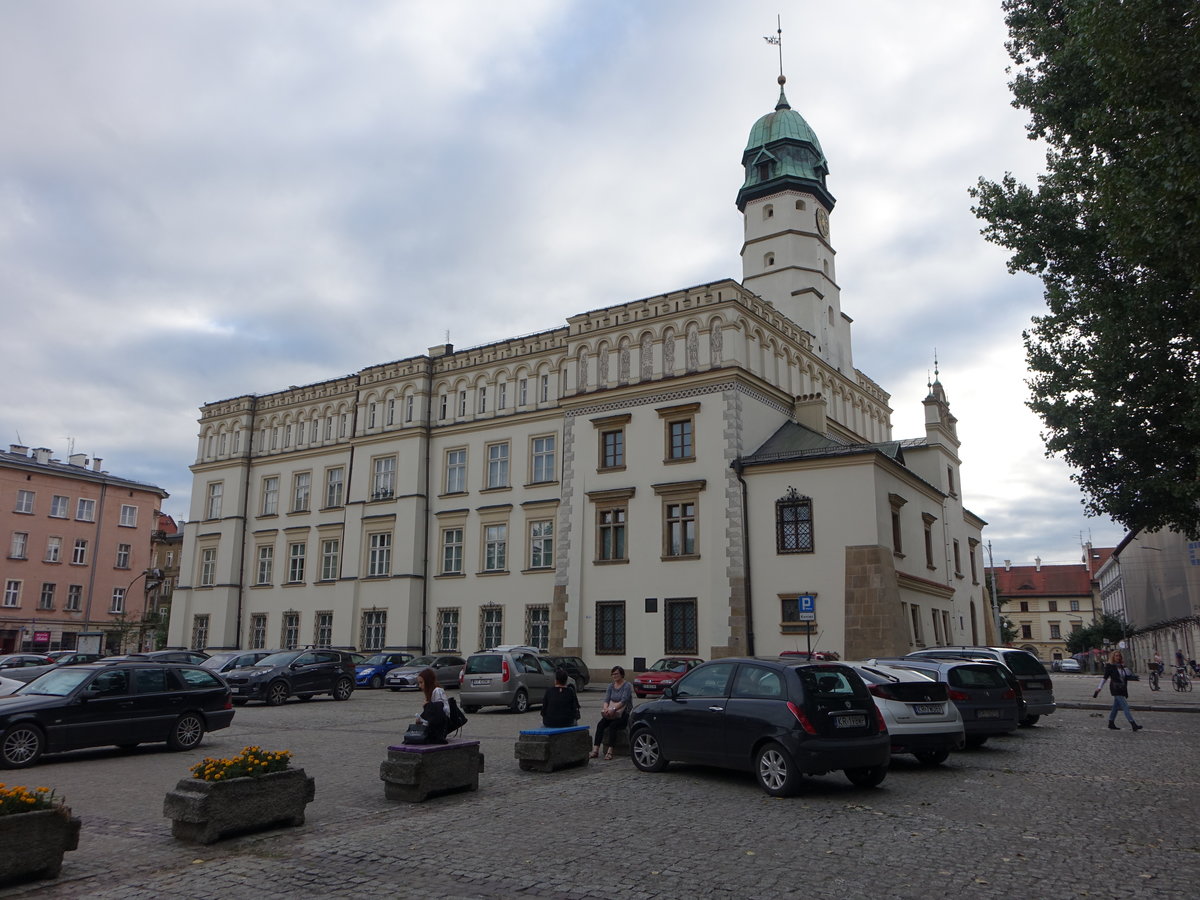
[168,76,993,671]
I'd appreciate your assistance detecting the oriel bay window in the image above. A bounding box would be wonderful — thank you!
[776,487,814,553]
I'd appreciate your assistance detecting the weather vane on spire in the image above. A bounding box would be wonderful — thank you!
[763,15,784,82]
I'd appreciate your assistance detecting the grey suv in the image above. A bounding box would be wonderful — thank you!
[905,646,1056,725]
[223,649,356,706]
[459,648,556,713]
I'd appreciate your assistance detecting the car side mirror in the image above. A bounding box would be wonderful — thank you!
[662,685,677,700]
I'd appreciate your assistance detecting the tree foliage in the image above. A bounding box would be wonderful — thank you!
[972,0,1200,536]
[1064,612,1131,654]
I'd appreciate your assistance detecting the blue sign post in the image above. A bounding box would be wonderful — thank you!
[797,595,816,657]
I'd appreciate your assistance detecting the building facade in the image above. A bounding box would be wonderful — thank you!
[1,444,169,654]
[169,79,992,671]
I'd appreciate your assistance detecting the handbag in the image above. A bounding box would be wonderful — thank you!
[403,722,429,744]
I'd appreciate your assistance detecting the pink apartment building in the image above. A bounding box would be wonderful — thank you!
[1,444,169,654]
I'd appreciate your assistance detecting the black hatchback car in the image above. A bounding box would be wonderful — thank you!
[223,649,356,706]
[628,658,890,796]
[0,662,234,768]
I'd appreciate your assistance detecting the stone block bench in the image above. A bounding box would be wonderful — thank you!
[514,725,591,772]
[379,739,484,802]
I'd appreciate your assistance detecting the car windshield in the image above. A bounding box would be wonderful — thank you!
[254,652,299,667]
[18,667,95,696]
[949,665,1009,689]
[362,655,394,666]
[1001,652,1048,676]
[465,655,501,674]
[648,659,689,673]
[201,655,236,668]
[404,656,435,667]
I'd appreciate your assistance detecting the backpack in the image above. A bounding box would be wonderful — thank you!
[447,697,468,733]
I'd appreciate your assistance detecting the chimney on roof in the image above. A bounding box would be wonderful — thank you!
[92,458,103,472]
[428,343,454,358]
[1004,560,1011,571]
[1035,556,1042,572]
[9,444,28,456]
[69,453,88,467]
[33,447,51,464]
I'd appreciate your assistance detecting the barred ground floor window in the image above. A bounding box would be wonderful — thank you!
[362,610,387,651]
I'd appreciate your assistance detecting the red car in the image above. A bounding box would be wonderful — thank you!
[633,657,704,698]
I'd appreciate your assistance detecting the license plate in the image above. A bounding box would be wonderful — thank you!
[834,715,866,728]
[1025,682,1043,690]
[977,709,1001,719]
[913,704,944,715]
[470,679,490,687]
[233,687,245,694]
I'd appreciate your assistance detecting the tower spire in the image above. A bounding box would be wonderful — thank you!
[763,15,784,81]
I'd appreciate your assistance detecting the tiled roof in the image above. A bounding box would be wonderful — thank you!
[989,564,1094,597]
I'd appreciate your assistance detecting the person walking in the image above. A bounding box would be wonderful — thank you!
[1093,650,1142,731]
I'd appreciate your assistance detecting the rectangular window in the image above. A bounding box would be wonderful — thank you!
[540,374,549,402]
[405,395,414,422]
[372,456,396,499]
[1048,600,1058,612]
[116,543,131,569]
[321,539,340,581]
[484,524,507,572]
[76,498,96,521]
[931,609,942,645]
[1070,600,1080,612]
[529,520,553,569]
[325,467,345,508]
[386,397,396,426]
[458,390,467,417]
[38,583,55,610]
[45,536,62,563]
[288,542,306,583]
[72,538,88,565]
[498,382,507,410]
[596,601,626,654]
[665,599,698,655]
[601,429,624,469]
[191,615,209,650]
[526,605,550,652]
[1050,623,1062,639]
[292,472,311,512]
[438,608,460,652]
[340,414,348,438]
[969,539,979,582]
[201,548,217,586]
[110,587,125,614]
[283,424,292,447]
[206,482,223,519]
[922,514,937,568]
[953,540,962,575]
[368,532,392,577]
[1020,601,1029,612]
[668,420,694,460]
[314,612,333,647]
[282,613,300,650]
[910,603,922,645]
[519,378,528,406]
[256,546,274,585]
[481,607,503,649]
[477,386,487,413]
[361,610,386,651]
[9,532,28,559]
[665,501,696,557]
[262,476,279,516]
[445,449,466,494]
[250,614,267,650]
[776,493,814,553]
[15,490,34,514]
[2,580,19,607]
[325,416,334,440]
[486,442,510,489]
[66,584,82,611]
[438,394,447,420]
[367,402,377,429]
[119,504,138,527]
[50,495,69,518]
[598,507,627,561]
[442,527,464,574]
[780,596,816,635]
[530,435,556,483]
[1021,624,1033,640]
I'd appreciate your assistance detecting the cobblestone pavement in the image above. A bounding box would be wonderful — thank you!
[3,677,1198,899]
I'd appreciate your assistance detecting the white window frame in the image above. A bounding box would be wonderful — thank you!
[256,546,274,585]
[441,527,464,574]
[2,580,19,607]
[486,442,510,489]
[437,608,460,652]
[292,472,311,512]
[368,532,392,577]
[372,456,396,500]
[530,435,556,484]
[262,476,279,516]
[66,584,82,611]
[445,448,467,494]
[9,531,28,559]
[119,504,138,527]
[325,467,345,508]
[72,538,88,565]
[361,610,387,651]
[529,519,554,569]
[110,586,125,614]
[206,482,223,519]
[45,536,62,563]
[116,543,131,569]
[288,542,306,583]
[200,548,217,586]
[483,523,507,572]
[76,497,96,521]
[15,490,34,514]
[321,539,340,581]
[50,495,69,518]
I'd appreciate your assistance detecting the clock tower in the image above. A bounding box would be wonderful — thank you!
[738,76,852,373]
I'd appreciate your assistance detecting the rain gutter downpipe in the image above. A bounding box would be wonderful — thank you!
[732,457,755,657]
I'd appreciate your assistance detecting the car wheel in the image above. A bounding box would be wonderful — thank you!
[965,735,989,748]
[463,705,480,714]
[1,723,45,768]
[630,728,668,773]
[914,748,950,766]
[844,763,888,788]
[333,677,354,701]
[232,698,248,707]
[266,680,290,706]
[168,713,205,751]
[1020,714,1040,727]
[510,689,529,713]
[635,692,646,699]
[370,675,383,689]
[755,741,801,797]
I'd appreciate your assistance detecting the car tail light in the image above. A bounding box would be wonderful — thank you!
[1003,688,1016,700]
[224,693,233,710]
[459,669,465,686]
[872,703,887,733]
[868,684,897,701]
[787,701,818,735]
[948,689,970,702]
[502,659,510,683]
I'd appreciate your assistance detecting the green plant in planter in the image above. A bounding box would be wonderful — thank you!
[190,745,291,781]
[0,783,60,815]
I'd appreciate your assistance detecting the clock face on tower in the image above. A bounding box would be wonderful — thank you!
[816,207,830,239]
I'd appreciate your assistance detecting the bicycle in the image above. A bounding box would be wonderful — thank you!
[1148,666,1160,692]
[1172,666,1192,692]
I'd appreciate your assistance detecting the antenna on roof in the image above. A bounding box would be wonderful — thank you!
[763,15,784,81]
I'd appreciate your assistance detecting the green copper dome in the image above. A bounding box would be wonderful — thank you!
[736,80,835,212]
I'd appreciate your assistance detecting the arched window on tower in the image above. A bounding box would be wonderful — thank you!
[795,199,806,211]
[765,253,775,268]
[763,204,774,220]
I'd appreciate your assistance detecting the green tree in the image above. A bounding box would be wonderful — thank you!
[971,0,1200,536]
[1064,612,1131,654]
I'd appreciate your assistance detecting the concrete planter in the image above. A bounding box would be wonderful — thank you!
[515,726,592,772]
[163,768,315,844]
[0,806,81,885]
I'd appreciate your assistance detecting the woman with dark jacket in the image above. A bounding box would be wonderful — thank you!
[1093,650,1142,731]
[415,668,450,743]
[541,667,581,728]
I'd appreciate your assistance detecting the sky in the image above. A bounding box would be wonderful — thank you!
[0,1,1127,567]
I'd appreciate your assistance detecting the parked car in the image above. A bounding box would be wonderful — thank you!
[385,655,465,691]
[548,655,591,691]
[45,651,106,665]
[4,651,113,684]
[633,657,704,698]
[906,646,1056,725]
[0,654,53,670]
[0,675,22,697]
[459,648,556,713]
[1058,658,1082,673]
[355,651,416,689]
[105,650,212,665]
[778,650,840,660]
[628,657,890,796]
[869,658,1020,747]
[348,652,371,665]
[201,650,277,674]
[222,649,356,706]
[0,661,234,768]
[846,661,965,765]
